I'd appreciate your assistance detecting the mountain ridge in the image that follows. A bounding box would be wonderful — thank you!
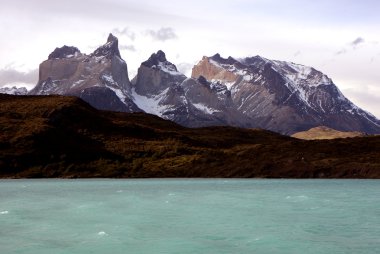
[13,33,380,135]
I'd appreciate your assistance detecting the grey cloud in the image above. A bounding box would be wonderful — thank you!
[335,37,366,56]
[119,45,136,52]
[370,52,380,62]
[350,37,365,47]
[112,27,136,41]
[146,27,177,41]
[0,68,38,87]
[1,1,189,27]
[293,51,301,57]
[335,49,347,55]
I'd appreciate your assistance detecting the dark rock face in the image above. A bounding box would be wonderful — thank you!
[29,34,137,113]
[69,87,139,112]
[48,46,81,60]
[142,50,168,68]
[197,75,209,86]
[210,53,238,66]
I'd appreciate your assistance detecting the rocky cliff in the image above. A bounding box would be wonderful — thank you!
[29,34,139,112]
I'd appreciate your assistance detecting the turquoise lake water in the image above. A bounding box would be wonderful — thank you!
[0,179,379,254]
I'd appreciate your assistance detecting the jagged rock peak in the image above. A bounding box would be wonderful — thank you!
[48,46,81,60]
[142,50,168,68]
[210,53,238,65]
[241,55,268,65]
[91,33,121,58]
[107,33,118,43]
[140,50,184,76]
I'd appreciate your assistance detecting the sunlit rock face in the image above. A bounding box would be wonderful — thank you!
[29,34,139,112]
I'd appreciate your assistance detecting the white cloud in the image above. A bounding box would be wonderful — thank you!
[0,68,38,88]
[112,27,136,41]
[146,27,177,41]
[176,63,194,76]
[120,45,136,52]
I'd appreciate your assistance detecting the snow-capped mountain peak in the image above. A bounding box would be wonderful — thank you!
[142,50,184,76]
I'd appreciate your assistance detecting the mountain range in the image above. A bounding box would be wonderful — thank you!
[2,33,379,135]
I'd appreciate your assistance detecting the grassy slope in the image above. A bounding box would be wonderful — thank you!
[292,126,365,140]
[1,94,379,178]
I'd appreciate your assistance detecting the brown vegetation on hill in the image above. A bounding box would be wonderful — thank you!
[0,94,379,178]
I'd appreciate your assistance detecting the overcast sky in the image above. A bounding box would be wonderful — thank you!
[1,0,379,117]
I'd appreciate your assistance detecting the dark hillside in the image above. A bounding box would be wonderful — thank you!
[1,94,379,178]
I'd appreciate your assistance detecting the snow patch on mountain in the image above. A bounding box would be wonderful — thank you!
[222,81,235,90]
[64,52,80,59]
[106,85,128,103]
[157,62,184,76]
[271,60,332,88]
[132,88,173,116]
[209,59,223,69]
[193,103,221,114]
[101,74,129,104]
[347,101,380,127]
[71,79,85,88]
